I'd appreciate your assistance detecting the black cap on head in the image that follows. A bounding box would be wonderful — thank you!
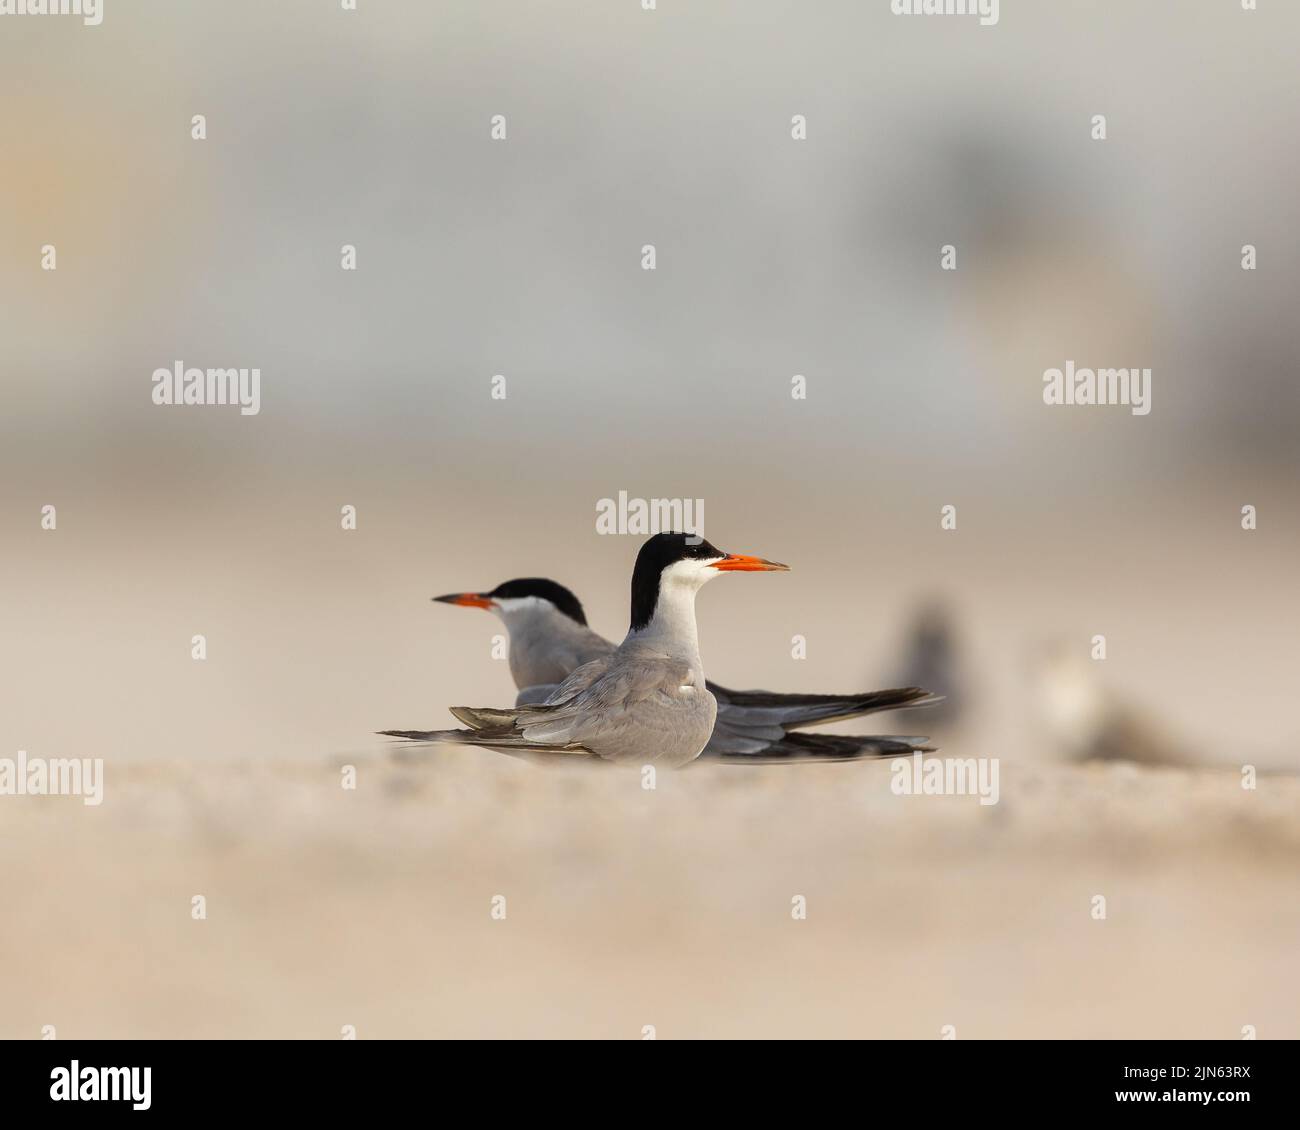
[629,532,722,631]
[486,578,588,625]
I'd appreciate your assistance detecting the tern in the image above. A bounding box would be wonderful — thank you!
[895,599,964,729]
[382,533,938,766]
[1033,642,1186,766]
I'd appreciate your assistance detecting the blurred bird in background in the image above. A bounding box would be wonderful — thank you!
[892,598,965,732]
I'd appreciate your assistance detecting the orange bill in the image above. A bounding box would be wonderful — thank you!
[710,553,790,572]
[432,592,495,609]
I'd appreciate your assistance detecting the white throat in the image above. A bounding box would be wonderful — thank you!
[491,596,566,639]
[625,559,719,661]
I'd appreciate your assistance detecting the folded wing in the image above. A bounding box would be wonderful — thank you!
[703,683,940,759]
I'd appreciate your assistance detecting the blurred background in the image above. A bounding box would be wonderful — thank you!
[1,1,1297,1039]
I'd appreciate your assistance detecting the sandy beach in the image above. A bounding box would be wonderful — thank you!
[4,751,1296,1040]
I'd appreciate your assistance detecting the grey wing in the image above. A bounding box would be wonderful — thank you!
[388,656,614,748]
[702,731,935,764]
[492,654,620,745]
[379,657,626,758]
[542,654,614,705]
[707,683,939,731]
[515,684,560,706]
[704,683,940,760]
[389,655,713,765]
[520,654,707,761]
